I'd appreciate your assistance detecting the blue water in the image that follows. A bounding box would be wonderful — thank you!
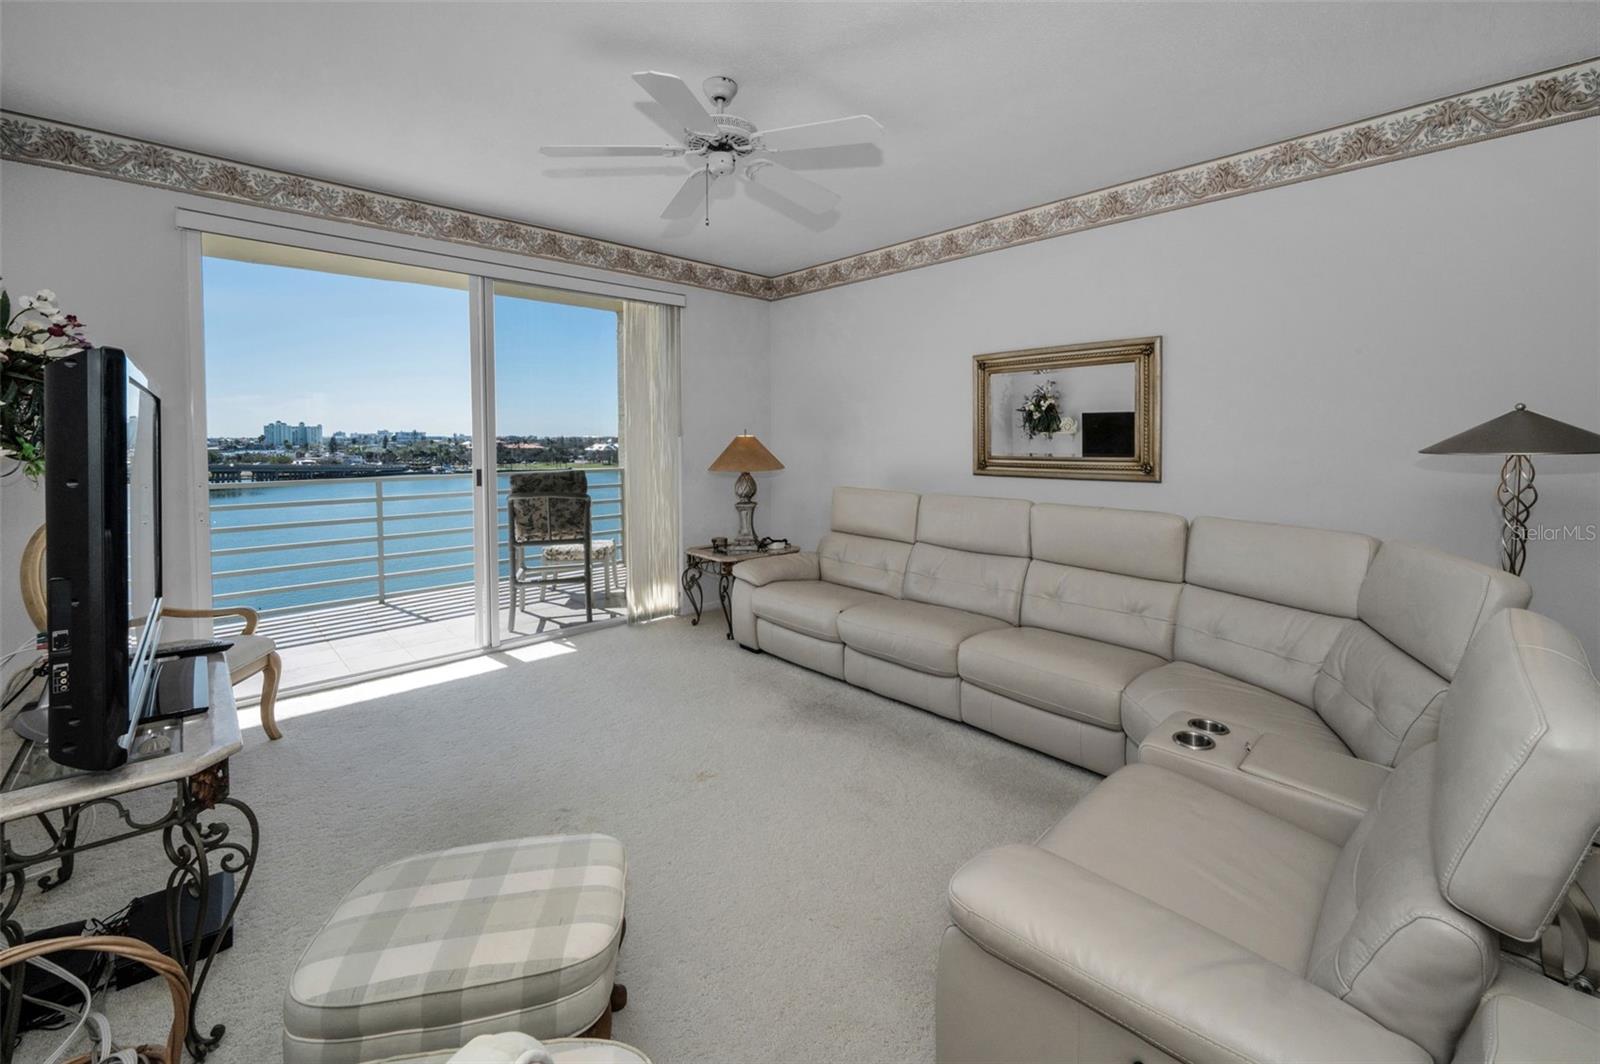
[208,469,623,613]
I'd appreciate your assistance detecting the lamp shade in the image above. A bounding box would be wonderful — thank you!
[709,433,784,472]
[1420,404,1600,456]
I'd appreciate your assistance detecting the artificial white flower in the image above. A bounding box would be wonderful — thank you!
[35,289,56,303]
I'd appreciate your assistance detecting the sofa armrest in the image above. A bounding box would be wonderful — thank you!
[732,552,819,587]
[1137,712,1387,845]
[947,844,1430,1064]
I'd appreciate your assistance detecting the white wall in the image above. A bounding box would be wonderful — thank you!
[767,119,1600,660]
[0,162,770,654]
[6,118,1597,663]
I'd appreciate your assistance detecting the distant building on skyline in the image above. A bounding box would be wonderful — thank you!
[264,420,324,448]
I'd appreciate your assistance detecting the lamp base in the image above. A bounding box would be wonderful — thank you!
[730,471,760,551]
[1497,453,1537,576]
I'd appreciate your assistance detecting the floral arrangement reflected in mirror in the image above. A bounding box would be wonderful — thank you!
[974,337,1161,481]
[1016,379,1082,452]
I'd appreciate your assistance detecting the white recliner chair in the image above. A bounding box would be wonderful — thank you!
[937,608,1600,1063]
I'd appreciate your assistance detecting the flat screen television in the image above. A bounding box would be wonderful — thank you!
[1081,411,1136,457]
[43,347,164,770]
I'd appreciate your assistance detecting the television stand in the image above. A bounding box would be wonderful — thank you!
[0,653,257,1062]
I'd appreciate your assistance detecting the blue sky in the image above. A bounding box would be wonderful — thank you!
[203,257,620,438]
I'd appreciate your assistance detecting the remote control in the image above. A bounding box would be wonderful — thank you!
[156,638,235,659]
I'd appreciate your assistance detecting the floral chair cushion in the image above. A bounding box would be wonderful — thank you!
[509,471,590,544]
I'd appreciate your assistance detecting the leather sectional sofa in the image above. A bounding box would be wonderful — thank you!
[730,487,1529,780]
[938,607,1600,1062]
[730,487,1600,1062]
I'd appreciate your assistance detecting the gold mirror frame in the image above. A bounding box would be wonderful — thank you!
[973,336,1162,481]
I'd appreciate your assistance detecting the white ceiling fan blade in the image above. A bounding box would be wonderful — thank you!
[541,145,684,158]
[744,161,839,214]
[661,170,710,219]
[632,71,715,135]
[758,115,883,152]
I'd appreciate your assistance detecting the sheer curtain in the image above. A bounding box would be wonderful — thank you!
[619,301,683,622]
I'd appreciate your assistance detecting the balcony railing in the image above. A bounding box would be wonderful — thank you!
[208,469,624,617]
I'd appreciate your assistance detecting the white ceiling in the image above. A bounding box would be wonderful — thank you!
[2,2,1595,277]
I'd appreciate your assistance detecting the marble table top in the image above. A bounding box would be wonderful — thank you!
[686,544,800,566]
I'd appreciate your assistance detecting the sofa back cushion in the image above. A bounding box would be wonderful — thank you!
[1431,609,1600,942]
[1022,504,1188,657]
[1308,744,1497,1061]
[818,487,920,597]
[1171,515,1382,704]
[831,486,920,543]
[1029,503,1188,582]
[903,494,1031,624]
[1314,622,1447,765]
[1357,541,1532,681]
[1314,543,1529,765]
[1174,517,1378,706]
[1185,516,1378,616]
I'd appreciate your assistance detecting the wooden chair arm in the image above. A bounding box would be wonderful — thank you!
[0,934,189,1063]
[163,605,260,635]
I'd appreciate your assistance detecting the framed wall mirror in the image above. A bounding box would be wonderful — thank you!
[973,336,1161,481]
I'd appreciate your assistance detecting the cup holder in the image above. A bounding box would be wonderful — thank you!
[1172,729,1217,751]
[1186,718,1230,735]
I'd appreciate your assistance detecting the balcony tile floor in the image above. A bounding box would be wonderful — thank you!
[222,574,625,701]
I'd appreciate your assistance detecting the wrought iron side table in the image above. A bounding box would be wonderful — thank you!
[682,544,800,639]
[1,656,257,1062]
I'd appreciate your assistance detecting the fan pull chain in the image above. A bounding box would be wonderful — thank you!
[704,164,711,227]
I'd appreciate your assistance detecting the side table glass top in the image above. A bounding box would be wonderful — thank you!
[2,710,187,794]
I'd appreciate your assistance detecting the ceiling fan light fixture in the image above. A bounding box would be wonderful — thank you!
[541,70,884,228]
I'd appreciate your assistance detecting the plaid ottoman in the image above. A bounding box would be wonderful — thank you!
[284,835,628,1064]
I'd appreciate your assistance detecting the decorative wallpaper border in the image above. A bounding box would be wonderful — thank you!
[0,113,773,299]
[766,57,1600,298]
[3,57,1596,301]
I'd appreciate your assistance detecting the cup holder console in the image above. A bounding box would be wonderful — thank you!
[1172,729,1217,751]
[1186,718,1230,735]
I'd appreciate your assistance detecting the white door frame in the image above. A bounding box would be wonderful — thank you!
[468,276,500,649]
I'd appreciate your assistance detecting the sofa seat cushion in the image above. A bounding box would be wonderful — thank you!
[958,627,1165,729]
[1122,660,1349,755]
[1038,763,1340,973]
[748,580,886,642]
[284,834,626,1052]
[837,598,1009,677]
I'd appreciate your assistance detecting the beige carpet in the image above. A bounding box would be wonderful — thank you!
[10,617,1098,1063]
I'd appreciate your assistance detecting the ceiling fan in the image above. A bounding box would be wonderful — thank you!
[541,71,883,224]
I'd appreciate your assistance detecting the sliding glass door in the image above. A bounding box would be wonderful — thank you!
[486,283,625,642]
[200,235,631,691]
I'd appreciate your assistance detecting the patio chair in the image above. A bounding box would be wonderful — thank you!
[20,526,284,740]
[507,470,595,625]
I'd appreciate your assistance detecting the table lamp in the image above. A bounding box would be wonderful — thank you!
[709,433,783,553]
[1420,403,1600,575]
